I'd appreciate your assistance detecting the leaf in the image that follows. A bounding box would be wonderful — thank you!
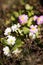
[28,12,32,17]
[36,32,39,38]
[11,16,15,21]
[31,11,34,15]
[25,4,33,10]
[1,38,7,45]
[27,17,33,27]
[12,39,24,50]
[13,11,19,17]
[22,27,29,34]
[28,11,34,17]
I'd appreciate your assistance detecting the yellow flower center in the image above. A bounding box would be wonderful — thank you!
[10,40,13,43]
[32,28,35,30]
[21,16,24,20]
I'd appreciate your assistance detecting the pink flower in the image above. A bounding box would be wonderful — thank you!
[18,14,28,24]
[37,16,43,25]
[33,16,38,21]
[30,25,38,33]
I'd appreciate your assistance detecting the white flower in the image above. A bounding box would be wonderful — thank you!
[12,48,21,55]
[4,27,11,35]
[17,23,21,28]
[29,32,36,39]
[3,46,10,56]
[7,36,16,45]
[11,23,21,32]
[11,24,18,32]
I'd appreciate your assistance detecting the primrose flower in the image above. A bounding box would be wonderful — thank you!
[33,16,38,21]
[7,36,16,45]
[30,25,38,33]
[4,27,11,35]
[3,46,10,56]
[18,14,28,24]
[37,16,43,25]
[12,48,21,55]
[11,23,21,32]
[29,32,36,39]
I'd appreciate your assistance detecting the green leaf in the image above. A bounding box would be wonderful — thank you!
[1,38,7,45]
[22,27,29,34]
[11,16,15,21]
[13,11,19,17]
[36,32,38,36]
[25,4,33,10]
[28,11,34,17]
[31,11,34,15]
[28,12,32,17]
[19,10,22,15]
[13,39,24,50]
[27,17,33,27]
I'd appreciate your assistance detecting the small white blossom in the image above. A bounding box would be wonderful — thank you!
[29,32,36,39]
[11,24,18,32]
[12,48,21,55]
[11,23,21,32]
[3,46,10,56]
[17,23,21,28]
[4,27,11,35]
[7,36,16,45]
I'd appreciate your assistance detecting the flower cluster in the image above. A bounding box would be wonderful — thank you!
[4,23,21,36]
[33,15,43,25]
[1,4,43,57]
[3,23,21,56]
